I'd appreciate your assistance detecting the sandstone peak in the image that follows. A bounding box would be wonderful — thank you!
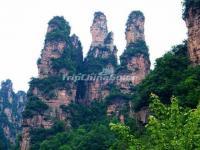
[93,11,107,24]
[90,11,108,46]
[125,11,145,45]
[183,0,200,65]
[47,16,71,38]
[118,10,150,91]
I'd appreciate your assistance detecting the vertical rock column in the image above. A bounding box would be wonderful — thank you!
[90,12,108,46]
[21,16,83,150]
[117,11,150,93]
[0,80,27,148]
[184,1,200,65]
[83,12,118,102]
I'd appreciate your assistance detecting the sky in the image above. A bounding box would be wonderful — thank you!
[0,0,187,91]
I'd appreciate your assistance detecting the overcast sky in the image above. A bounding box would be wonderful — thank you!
[0,0,187,91]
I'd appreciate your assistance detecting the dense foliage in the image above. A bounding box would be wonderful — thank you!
[132,42,200,110]
[40,123,116,150]
[61,101,107,127]
[45,16,83,75]
[22,96,48,118]
[24,99,120,150]
[24,40,200,149]
[29,121,65,150]
[28,76,74,100]
[83,49,117,74]
[51,49,75,74]
[120,40,149,66]
[45,16,71,42]
[110,94,200,150]
[51,38,83,75]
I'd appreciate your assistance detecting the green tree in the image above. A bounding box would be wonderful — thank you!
[133,42,200,110]
[40,123,116,150]
[110,94,200,150]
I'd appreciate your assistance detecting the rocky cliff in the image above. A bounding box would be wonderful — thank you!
[21,11,151,149]
[106,11,150,122]
[82,12,118,103]
[20,16,83,150]
[0,79,27,150]
[117,11,150,93]
[184,0,200,65]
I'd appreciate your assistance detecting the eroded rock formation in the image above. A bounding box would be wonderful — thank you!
[0,80,27,149]
[20,16,83,150]
[21,11,151,149]
[83,12,118,103]
[106,11,150,123]
[90,12,108,46]
[125,11,145,45]
[117,11,150,93]
[184,0,200,65]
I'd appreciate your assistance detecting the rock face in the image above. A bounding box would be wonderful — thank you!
[125,11,145,45]
[82,12,118,103]
[21,11,151,149]
[117,11,150,93]
[184,0,200,65]
[107,11,150,123]
[21,16,83,150]
[90,12,108,46]
[0,79,27,150]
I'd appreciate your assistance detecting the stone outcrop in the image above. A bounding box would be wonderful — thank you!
[21,11,152,149]
[106,11,150,123]
[83,12,118,103]
[117,11,150,93]
[0,80,27,149]
[184,0,200,65]
[125,11,145,45]
[35,16,79,118]
[38,41,67,78]
[21,16,83,150]
[90,12,108,46]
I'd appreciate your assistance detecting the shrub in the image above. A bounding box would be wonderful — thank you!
[120,40,149,66]
[29,76,72,99]
[22,96,48,118]
[110,94,200,150]
[132,41,200,111]
[48,16,71,35]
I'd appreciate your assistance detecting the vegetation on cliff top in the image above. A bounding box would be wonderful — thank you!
[19,5,200,149]
[183,0,200,19]
[83,50,117,74]
[24,40,200,149]
[126,11,144,27]
[120,40,149,66]
[47,17,83,74]
[51,40,83,75]
[45,16,71,42]
[22,96,48,118]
